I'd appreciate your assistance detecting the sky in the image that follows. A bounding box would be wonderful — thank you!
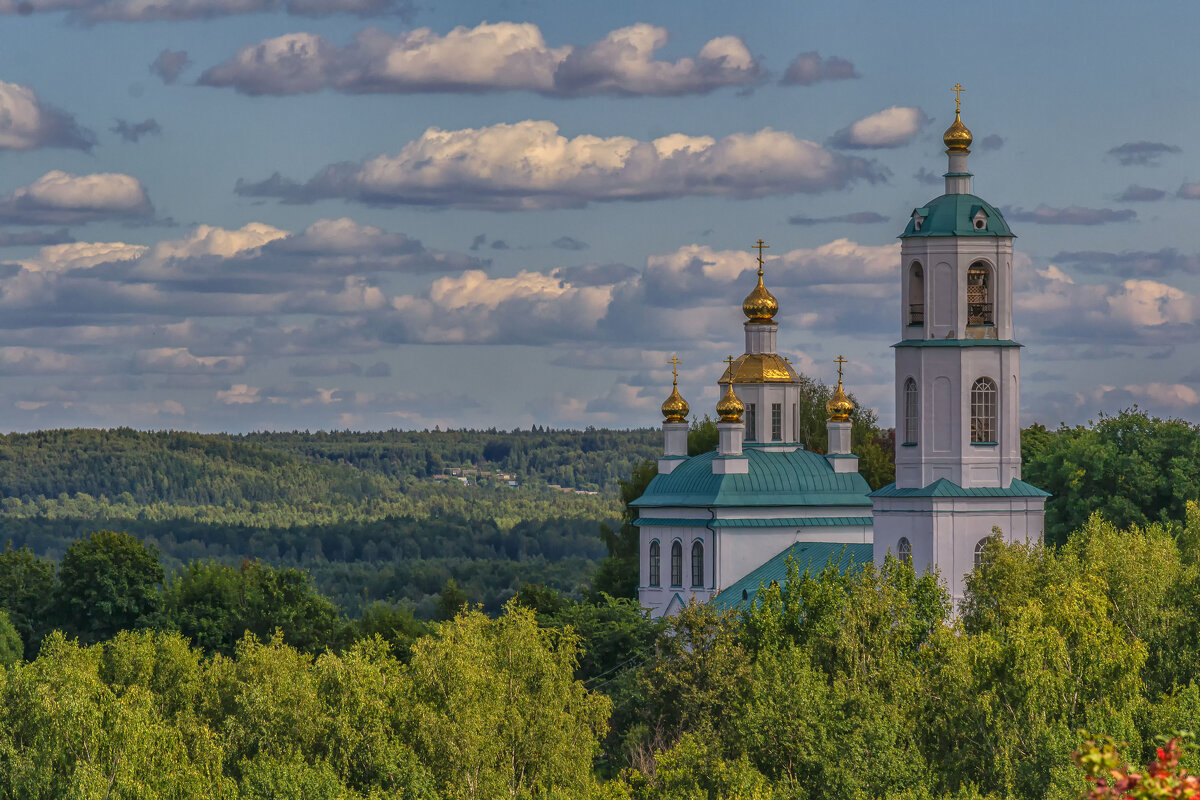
[0,0,1198,433]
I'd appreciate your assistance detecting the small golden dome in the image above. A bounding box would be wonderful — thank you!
[826,355,854,421]
[716,359,744,423]
[943,109,973,152]
[742,264,779,324]
[661,382,689,424]
[716,382,744,423]
[826,384,854,422]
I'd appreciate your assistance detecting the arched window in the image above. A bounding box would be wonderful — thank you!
[648,540,660,587]
[974,537,990,570]
[903,378,919,444]
[691,541,704,586]
[967,262,994,325]
[897,537,912,565]
[908,262,924,325]
[970,377,997,443]
[670,540,683,587]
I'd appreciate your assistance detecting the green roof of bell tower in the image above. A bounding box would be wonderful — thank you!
[900,192,1014,238]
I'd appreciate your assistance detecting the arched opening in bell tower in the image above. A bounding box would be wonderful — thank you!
[967,262,994,326]
[908,262,924,326]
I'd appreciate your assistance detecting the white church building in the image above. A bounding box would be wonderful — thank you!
[634,93,1048,616]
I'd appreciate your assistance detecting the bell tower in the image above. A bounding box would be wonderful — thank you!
[871,86,1048,607]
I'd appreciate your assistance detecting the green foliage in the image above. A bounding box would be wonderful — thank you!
[0,543,54,658]
[593,459,658,600]
[1022,409,1200,544]
[405,602,611,799]
[687,415,718,457]
[165,559,342,656]
[54,530,165,644]
[0,611,21,667]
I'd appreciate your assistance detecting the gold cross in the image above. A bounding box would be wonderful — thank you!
[952,83,964,113]
[668,355,681,383]
[752,238,769,267]
[834,355,847,383]
[725,355,736,385]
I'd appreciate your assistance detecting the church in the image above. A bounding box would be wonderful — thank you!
[633,92,1049,616]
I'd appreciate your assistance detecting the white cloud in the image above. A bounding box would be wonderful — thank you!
[0,81,94,151]
[0,170,152,224]
[200,22,762,97]
[237,120,883,210]
[150,222,288,260]
[1107,279,1200,326]
[16,241,148,272]
[132,347,247,374]
[217,383,261,404]
[0,346,83,373]
[830,106,928,149]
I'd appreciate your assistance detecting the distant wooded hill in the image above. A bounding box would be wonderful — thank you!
[0,427,656,616]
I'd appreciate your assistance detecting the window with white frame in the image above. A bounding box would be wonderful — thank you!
[897,537,912,565]
[649,540,660,587]
[771,403,782,441]
[970,377,997,443]
[745,403,757,442]
[691,540,704,587]
[974,537,990,570]
[670,540,683,586]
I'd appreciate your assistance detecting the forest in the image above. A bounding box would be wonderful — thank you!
[0,409,1196,796]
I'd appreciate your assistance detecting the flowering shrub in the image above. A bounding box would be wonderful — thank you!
[1075,736,1199,800]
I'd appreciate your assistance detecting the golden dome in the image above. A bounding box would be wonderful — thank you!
[826,383,854,422]
[742,264,779,324]
[826,355,854,421]
[943,110,973,152]
[716,380,744,423]
[720,353,799,384]
[661,360,690,423]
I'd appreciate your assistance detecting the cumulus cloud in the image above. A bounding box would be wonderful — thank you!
[788,211,887,225]
[829,106,928,149]
[0,346,83,373]
[111,118,162,143]
[16,240,148,272]
[200,22,763,97]
[0,170,153,225]
[150,49,191,83]
[236,120,883,211]
[779,51,858,85]
[0,81,95,151]
[1116,185,1166,202]
[1017,262,1200,345]
[1107,141,1180,167]
[131,347,246,374]
[1006,206,1136,225]
[0,0,415,22]
[217,383,260,404]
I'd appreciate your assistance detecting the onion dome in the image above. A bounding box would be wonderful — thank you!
[742,263,779,324]
[716,373,744,423]
[944,85,972,152]
[826,383,853,422]
[826,355,854,422]
[661,359,690,423]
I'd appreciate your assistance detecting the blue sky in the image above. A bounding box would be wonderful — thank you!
[0,0,1198,432]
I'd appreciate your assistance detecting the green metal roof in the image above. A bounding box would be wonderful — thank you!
[709,541,873,611]
[901,193,1014,238]
[893,339,1022,349]
[630,447,872,509]
[635,516,873,528]
[869,478,1050,498]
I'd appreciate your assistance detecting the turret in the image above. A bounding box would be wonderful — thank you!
[824,355,859,473]
[713,356,748,474]
[659,356,690,474]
